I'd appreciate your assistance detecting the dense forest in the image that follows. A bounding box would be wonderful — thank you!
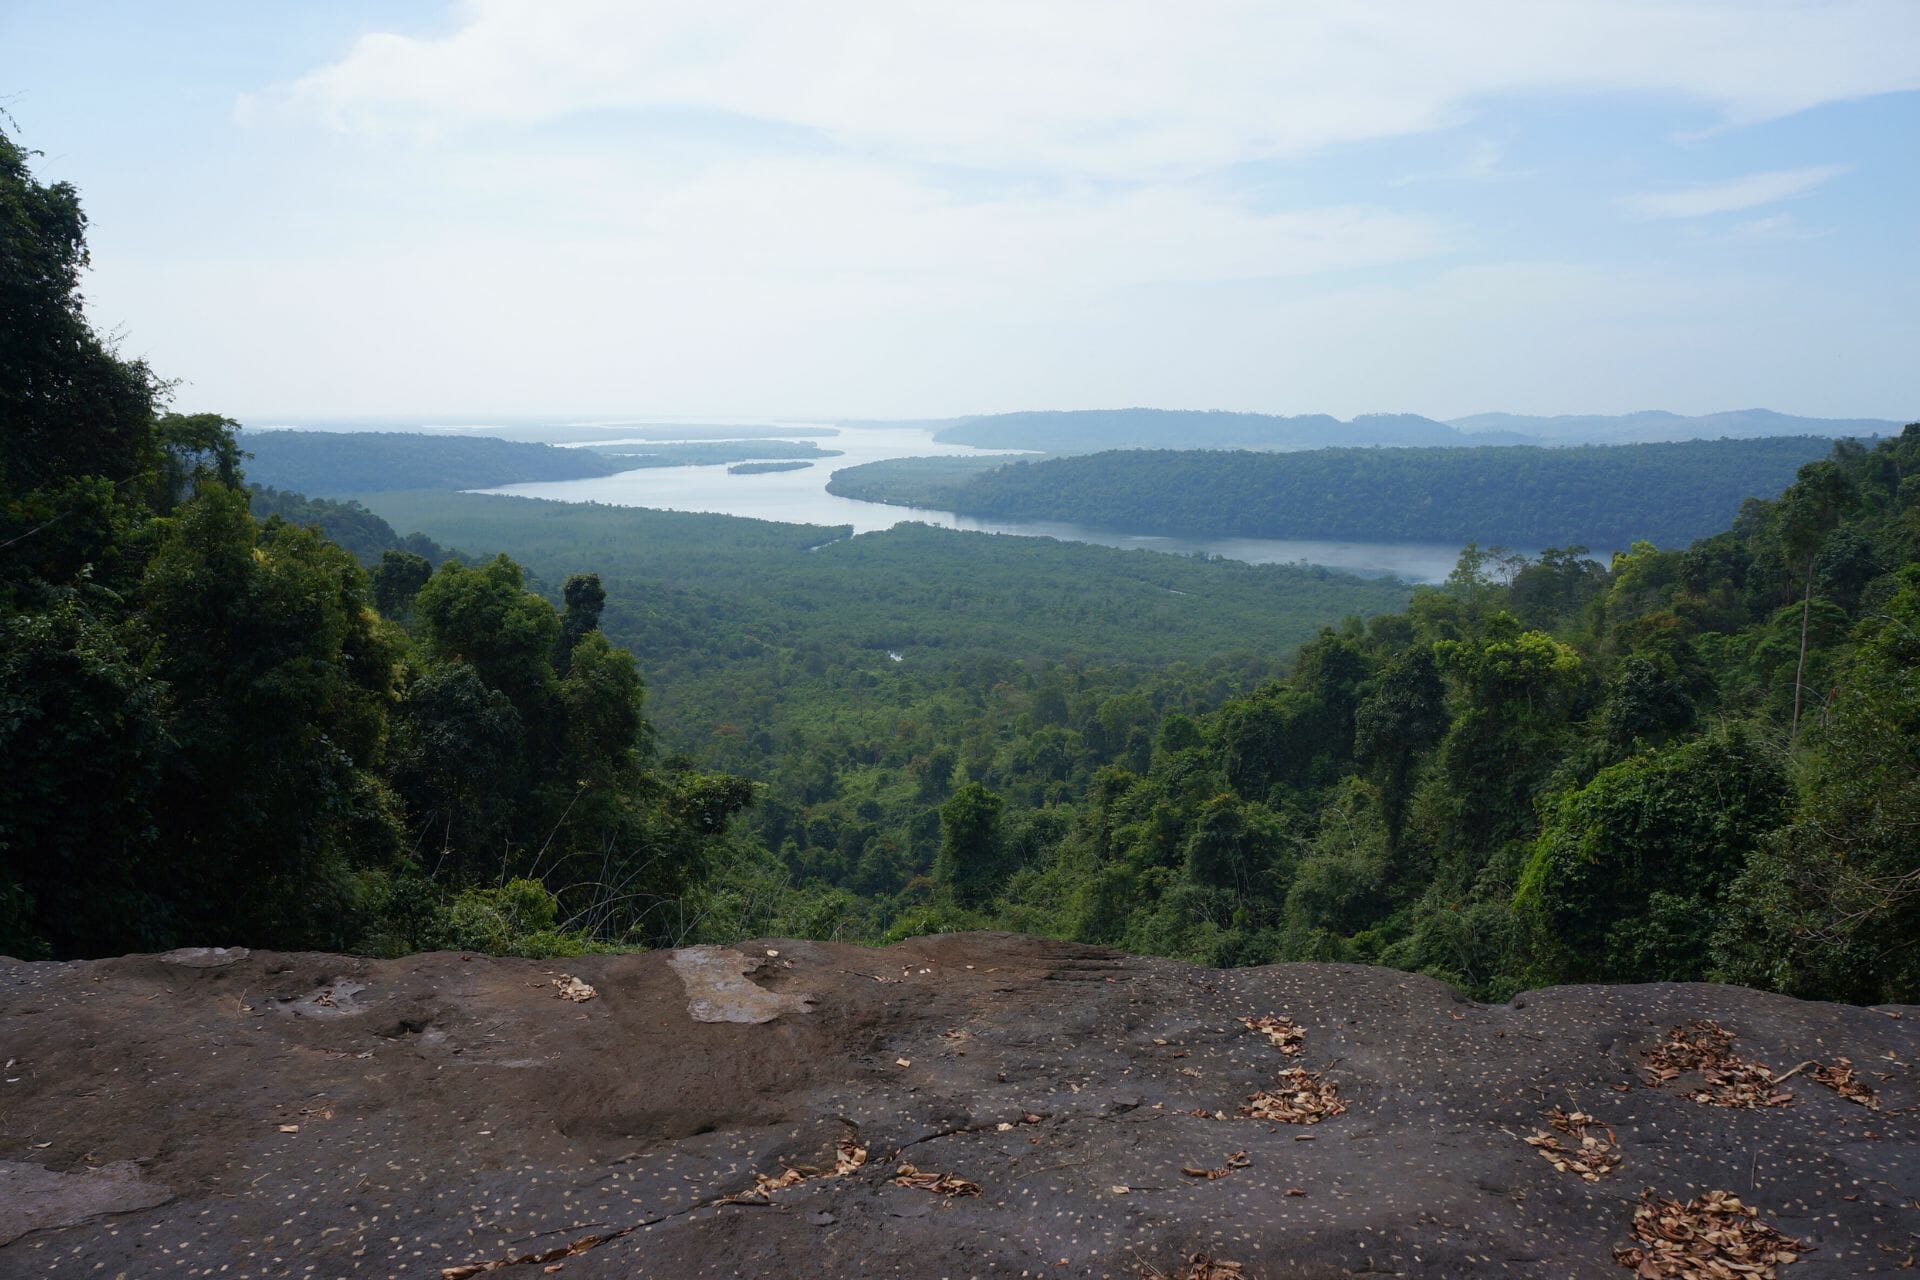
[246,487,451,564]
[241,430,841,494]
[925,406,1894,450]
[239,430,636,493]
[728,460,815,474]
[822,455,1015,506]
[5,132,1918,1006]
[259,421,842,446]
[356,447,1920,1005]
[0,135,754,959]
[930,408,1477,450]
[584,440,840,467]
[1452,407,1900,443]
[830,438,1840,548]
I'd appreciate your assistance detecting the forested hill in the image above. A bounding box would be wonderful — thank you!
[930,408,1468,451]
[1451,407,1902,443]
[8,126,1920,1016]
[247,487,450,565]
[922,406,1897,451]
[830,437,1841,548]
[239,430,634,494]
[3,131,756,961]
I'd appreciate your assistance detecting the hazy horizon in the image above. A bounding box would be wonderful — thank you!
[233,406,1906,431]
[6,1,1917,421]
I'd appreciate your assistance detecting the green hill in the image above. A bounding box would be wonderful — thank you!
[830,437,1841,548]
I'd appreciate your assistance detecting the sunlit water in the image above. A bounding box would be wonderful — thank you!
[474,423,1477,583]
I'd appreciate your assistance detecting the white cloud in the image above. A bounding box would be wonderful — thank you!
[272,1,1920,173]
[459,154,1445,286]
[1390,139,1532,187]
[1620,165,1849,219]
[98,1,1913,421]
[1692,212,1832,246]
[100,243,1914,422]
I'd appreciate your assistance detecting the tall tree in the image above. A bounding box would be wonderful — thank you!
[934,783,1007,907]
[1776,461,1857,744]
[1516,729,1790,983]
[1353,647,1447,862]
[371,549,433,618]
[140,488,405,947]
[1715,569,1920,1003]
[557,571,608,666]
[0,134,158,501]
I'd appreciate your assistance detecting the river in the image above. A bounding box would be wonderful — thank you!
[474,423,1476,583]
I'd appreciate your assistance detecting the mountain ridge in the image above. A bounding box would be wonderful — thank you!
[925,406,1900,452]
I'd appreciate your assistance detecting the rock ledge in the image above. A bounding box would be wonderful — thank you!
[0,933,1913,1277]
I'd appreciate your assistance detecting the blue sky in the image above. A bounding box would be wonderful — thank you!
[4,1,1916,421]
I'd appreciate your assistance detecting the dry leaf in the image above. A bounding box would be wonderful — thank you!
[892,1164,980,1196]
[1242,1015,1306,1056]
[1181,1151,1250,1180]
[1522,1108,1621,1181]
[721,1136,868,1205]
[1241,1068,1346,1124]
[1152,1254,1245,1280]
[1809,1058,1880,1109]
[1612,1189,1807,1278]
[552,975,597,1003]
[440,1224,636,1279]
[1641,1021,1792,1109]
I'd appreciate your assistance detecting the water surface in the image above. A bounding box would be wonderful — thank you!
[479,424,1477,583]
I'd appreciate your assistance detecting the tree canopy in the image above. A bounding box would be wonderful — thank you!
[0,131,752,960]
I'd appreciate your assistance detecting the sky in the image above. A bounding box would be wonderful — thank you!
[4,1,1917,422]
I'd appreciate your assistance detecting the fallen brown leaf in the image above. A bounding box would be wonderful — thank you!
[892,1164,981,1197]
[1809,1058,1880,1109]
[551,975,597,1003]
[1241,1015,1306,1056]
[441,1224,636,1279]
[721,1136,868,1205]
[1138,1253,1246,1280]
[1180,1151,1250,1180]
[1241,1068,1346,1125]
[1641,1021,1793,1109]
[1522,1108,1622,1181]
[1612,1189,1807,1279]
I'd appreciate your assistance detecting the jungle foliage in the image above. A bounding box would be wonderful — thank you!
[830,439,1841,549]
[6,131,1918,1006]
[0,134,754,959]
[361,437,1920,1004]
[238,429,636,494]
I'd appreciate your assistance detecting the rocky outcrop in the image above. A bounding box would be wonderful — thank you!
[0,934,1913,1277]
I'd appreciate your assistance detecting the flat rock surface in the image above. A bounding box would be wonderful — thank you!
[0,933,1914,1278]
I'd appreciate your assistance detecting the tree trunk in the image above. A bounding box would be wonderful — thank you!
[1790,557,1816,747]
